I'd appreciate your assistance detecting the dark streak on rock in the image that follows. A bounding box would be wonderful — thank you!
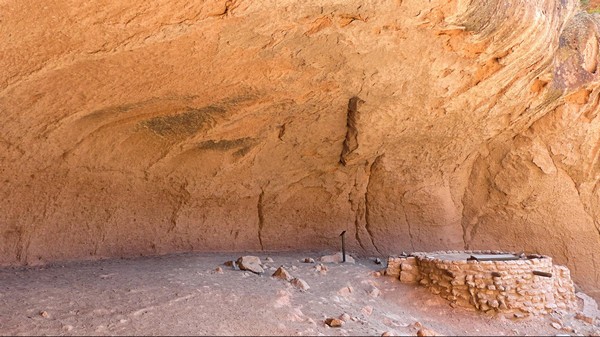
[196,137,253,151]
[340,96,365,166]
[141,106,225,137]
[278,124,286,141]
[365,155,384,255]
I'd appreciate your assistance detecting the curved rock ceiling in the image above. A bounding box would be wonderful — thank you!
[1,0,600,298]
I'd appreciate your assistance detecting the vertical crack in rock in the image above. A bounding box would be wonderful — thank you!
[168,181,191,233]
[15,227,27,263]
[460,178,472,250]
[459,151,485,250]
[353,195,367,251]
[257,189,265,251]
[465,213,483,250]
[461,215,470,250]
[400,195,416,251]
[339,96,365,166]
[93,208,112,256]
[365,155,383,255]
[348,172,367,252]
[354,215,366,251]
[278,123,286,141]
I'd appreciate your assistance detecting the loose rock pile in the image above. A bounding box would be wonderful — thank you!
[224,256,312,292]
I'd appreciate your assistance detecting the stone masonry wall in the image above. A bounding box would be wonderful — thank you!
[386,251,577,316]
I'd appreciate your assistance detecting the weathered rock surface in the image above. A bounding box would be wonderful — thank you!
[324,318,343,328]
[272,266,293,281]
[339,313,351,322]
[417,327,441,337]
[1,0,600,300]
[291,278,310,292]
[236,256,263,274]
[575,292,600,324]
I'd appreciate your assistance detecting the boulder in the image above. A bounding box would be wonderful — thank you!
[320,252,355,264]
[291,278,310,291]
[236,256,264,274]
[324,318,343,328]
[272,267,293,281]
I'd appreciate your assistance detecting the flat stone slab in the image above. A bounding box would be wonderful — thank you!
[423,253,472,261]
[468,254,521,261]
[423,253,522,261]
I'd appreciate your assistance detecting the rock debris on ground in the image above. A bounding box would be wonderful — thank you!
[0,252,599,336]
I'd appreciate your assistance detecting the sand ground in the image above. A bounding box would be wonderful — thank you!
[0,252,599,336]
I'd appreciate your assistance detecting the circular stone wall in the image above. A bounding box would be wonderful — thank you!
[387,251,577,316]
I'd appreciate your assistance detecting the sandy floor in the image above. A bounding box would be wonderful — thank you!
[0,251,599,336]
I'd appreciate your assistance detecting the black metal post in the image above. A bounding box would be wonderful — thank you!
[340,230,346,263]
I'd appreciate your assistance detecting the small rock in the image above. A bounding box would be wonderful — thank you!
[291,278,310,291]
[315,264,328,272]
[381,331,393,337]
[272,267,293,281]
[236,256,264,274]
[324,318,344,328]
[362,306,373,316]
[265,257,274,263]
[303,257,315,263]
[339,313,351,322]
[514,312,526,319]
[372,271,382,277]
[62,325,73,331]
[374,258,382,265]
[40,311,49,318]
[368,285,381,298]
[551,322,562,330]
[417,327,440,336]
[215,267,224,274]
[320,252,355,264]
[291,265,298,271]
[575,312,595,324]
[411,322,423,329]
[224,260,238,270]
[338,286,353,296]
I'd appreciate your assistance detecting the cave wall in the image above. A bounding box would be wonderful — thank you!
[1,0,599,298]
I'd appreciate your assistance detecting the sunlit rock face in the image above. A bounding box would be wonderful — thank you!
[1,0,600,298]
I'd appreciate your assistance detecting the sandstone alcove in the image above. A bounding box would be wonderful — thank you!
[2,0,600,334]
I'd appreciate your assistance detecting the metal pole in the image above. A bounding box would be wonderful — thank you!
[340,230,346,263]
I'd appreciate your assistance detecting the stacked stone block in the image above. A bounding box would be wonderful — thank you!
[386,256,419,283]
[387,250,577,316]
